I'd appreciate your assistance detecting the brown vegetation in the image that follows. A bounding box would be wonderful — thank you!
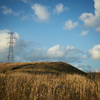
[0,62,86,75]
[0,62,100,100]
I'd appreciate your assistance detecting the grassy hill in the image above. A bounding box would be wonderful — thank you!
[0,62,86,76]
[0,62,100,100]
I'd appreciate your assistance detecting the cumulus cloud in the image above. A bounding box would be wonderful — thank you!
[0,30,9,52]
[27,45,83,63]
[79,30,89,36]
[0,30,84,63]
[54,3,69,14]
[0,30,11,62]
[88,44,100,60]
[31,4,50,21]
[0,6,20,16]
[0,30,28,62]
[47,45,65,58]
[79,13,99,28]
[63,19,78,30]
[79,0,100,33]
[94,0,100,17]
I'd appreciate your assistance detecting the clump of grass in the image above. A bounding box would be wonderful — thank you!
[0,72,100,100]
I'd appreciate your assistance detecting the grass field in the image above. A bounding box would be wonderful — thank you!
[0,62,100,100]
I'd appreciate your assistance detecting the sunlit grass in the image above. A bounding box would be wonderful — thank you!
[0,72,100,100]
[0,62,100,100]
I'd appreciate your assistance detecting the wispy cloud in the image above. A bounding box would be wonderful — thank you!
[0,6,24,16]
[63,19,78,30]
[21,14,34,21]
[21,0,32,4]
[79,30,89,36]
[1,6,12,15]
[53,3,69,14]
[21,0,29,3]
[31,4,50,21]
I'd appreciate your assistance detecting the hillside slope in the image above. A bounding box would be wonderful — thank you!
[0,62,87,75]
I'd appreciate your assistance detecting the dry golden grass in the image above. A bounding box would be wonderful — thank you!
[0,72,100,100]
[0,62,87,76]
[0,62,100,100]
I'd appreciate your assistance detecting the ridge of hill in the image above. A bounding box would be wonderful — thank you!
[0,62,87,75]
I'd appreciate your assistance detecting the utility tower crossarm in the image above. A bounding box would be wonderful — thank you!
[7,31,17,63]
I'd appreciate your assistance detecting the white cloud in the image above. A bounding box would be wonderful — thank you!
[79,0,100,33]
[21,0,29,3]
[31,4,50,21]
[0,30,84,63]
[74,64,84,71]
[0,30,10,52]
[22,45,83,63]
[21,0,32,4]
[21,15,29,21]
[1,6,12,15]
[0,6,20,16]
[88,44,100,60]
[0,29,10,33]
[63,19,78,30]
[47,45,83,57]
[79,13,99,28]
[47,45,65,58]
[94,0,100,17]
[0,30,27,62]
[74,64,79,68]
[96,27,100,33]
[80,30,89,36]
[21,14,33,21]
[54,3,69,14]
[12,12,19,16]
[0,30,11,62]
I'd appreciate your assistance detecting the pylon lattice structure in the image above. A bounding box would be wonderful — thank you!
[7,31,17,63]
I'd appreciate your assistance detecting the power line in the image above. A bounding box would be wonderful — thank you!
[0,14,12,30]
[0,18,8,29]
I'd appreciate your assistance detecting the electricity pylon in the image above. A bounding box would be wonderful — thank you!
[87,65,91,73]
[7,31,17,63]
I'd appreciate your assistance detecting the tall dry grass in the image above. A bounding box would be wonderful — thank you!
[0,72,100,100]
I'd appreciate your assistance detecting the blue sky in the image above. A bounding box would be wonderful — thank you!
[0,0,100,72]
